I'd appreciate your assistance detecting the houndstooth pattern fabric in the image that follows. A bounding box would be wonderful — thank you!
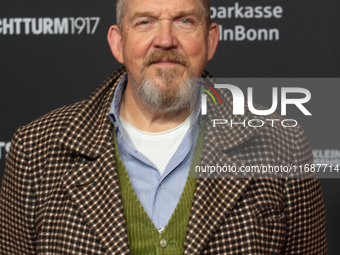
[0,67,327,254]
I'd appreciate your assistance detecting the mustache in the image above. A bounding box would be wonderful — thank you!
[142,50,190,68]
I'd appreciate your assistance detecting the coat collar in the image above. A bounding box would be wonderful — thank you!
[59,68,259,254]
[57,66,126,159]
[201,72,261,150]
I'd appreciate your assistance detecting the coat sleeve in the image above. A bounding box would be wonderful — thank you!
[0,128,37,254]
[282,126,328,254]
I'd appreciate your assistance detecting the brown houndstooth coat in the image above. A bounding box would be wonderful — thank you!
[0,67,327,254]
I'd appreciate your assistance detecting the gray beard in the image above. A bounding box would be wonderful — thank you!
[132,67,193,112]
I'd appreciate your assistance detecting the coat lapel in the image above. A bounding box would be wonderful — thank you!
[184,75,260,254]
[60,67,131,254]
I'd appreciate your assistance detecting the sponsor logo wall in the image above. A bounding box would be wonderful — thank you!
[1,0,339,252]
[0,17,100,35]
[313,150,340,166]
[211,2,283,41]
[0,142,11,161]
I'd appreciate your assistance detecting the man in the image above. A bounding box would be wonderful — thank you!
[0,0,327,254]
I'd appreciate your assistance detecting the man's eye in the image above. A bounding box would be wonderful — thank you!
[138,20,150,25]
[180,18,190,24]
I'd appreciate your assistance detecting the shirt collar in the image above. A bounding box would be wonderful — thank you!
[109,73,127,131]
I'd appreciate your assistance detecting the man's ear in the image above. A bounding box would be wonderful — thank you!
[207,23,219,61]
[107,25,124,64]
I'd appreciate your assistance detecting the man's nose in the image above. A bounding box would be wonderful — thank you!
[153,21,178,49]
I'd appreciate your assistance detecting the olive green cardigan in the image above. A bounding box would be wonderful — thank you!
[113,119,205,255]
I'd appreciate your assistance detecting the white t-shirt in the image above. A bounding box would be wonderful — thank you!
[119,116,190,176]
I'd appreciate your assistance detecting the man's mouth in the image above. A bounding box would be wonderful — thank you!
[151,59,179,66]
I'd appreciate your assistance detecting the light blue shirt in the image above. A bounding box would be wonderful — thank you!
[108,74,201,233]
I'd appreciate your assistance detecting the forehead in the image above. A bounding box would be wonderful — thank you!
[125,0,204,17]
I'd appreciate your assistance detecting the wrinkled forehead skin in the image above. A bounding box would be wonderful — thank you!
[117,0,211,30]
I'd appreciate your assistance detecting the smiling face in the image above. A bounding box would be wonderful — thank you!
[108,0,219,112]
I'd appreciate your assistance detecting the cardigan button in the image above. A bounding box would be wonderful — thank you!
[159,239,167,248]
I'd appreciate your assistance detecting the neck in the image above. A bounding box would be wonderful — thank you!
[119,80,191,133]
